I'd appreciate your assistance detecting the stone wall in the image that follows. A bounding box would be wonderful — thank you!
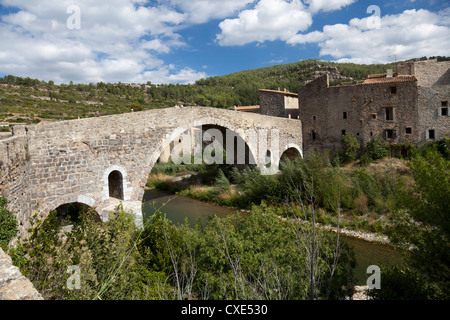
[299,74,420,154]
[0,248,43,300]
[418,86,450,143]
[259,89,300,119]
[0,131,32,239]
[398,59,450,87]
[1,107,302,237]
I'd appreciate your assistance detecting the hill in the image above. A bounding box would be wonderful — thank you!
[1,57,445,125]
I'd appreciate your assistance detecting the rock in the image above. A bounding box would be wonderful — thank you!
[0,248,43,300]
[352,285,370,300]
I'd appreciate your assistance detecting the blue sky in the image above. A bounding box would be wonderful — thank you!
[0,0,449,84]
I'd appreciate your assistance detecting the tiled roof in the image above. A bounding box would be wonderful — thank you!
[235,105,260,111]
[366,73,388,79]
[362,75,417,85]
[259,89,299,97]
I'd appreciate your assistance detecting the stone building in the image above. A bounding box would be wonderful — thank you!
[259,89,300,119]
[297,59,450,155]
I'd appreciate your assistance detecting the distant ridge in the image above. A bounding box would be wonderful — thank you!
[0,57,447,124]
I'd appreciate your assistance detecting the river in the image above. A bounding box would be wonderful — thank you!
[142,188,404,285]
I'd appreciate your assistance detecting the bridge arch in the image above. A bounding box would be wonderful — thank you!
[142,118,259,189]
[52,202,101,226]
[280,143,303,163]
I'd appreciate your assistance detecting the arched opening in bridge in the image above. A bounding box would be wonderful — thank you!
[52,202,101,228]
[145,124,257,222]
[280,147,302,163]
[155,125,256,169]
[109,170,124,200]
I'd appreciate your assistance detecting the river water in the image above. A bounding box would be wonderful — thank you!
[142,189,404,285]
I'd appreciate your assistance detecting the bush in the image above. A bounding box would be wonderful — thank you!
[340,133,360,163]
[214,169,230,192]
[0,197,18,248]
[366,266,437,300]
[366,136,390,160]
[352,171,382,209]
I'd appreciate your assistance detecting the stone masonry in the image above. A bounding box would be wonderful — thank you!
[297,59,450,154]
[0,106,302,238]
[0,248,43,300]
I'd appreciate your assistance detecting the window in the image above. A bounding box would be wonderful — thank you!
[108,170,124,200]
[342,130,346,136]
[406,127,412,134]
[343,112,347,119]
[385,129,394,139]
[390,86,397,95]
[441,106,448,116]
[385,107,394,121]
[313,116,316,121]
[312,130,317,140]
[428,130,436,140]
[370,113,377,120]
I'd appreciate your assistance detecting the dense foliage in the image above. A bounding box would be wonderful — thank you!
[9,202,355,300]
[0,197,18,248]
[386,146,450,299]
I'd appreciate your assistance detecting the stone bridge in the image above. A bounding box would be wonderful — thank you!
[1,107,302,235]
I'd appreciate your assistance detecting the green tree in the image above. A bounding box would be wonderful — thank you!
[389,148,450,298]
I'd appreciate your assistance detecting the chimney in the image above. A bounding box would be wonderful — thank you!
[387,69,393,78]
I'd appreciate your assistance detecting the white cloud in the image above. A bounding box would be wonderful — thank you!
[0,0,204,84]
[288,9,450,64]
[164,0,256,24]
[216,0,312,46]
[304,0,356,13]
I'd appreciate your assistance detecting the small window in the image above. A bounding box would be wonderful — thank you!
[342,130,346,136]
[390,86,397,95]
[370,113,377,120]
[370,132,373,137]
[428,130,436,140]
[313,116,316,121]
[385,107,394,121]
[386,129,394,139]
[343,112,347,119]
[442,101,448,107]
[312,130,317,140]
[406,127,412,134]
[442,107,448,116]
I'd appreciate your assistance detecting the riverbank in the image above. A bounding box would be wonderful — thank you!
[142,187,404,286]
[145,170,393,245]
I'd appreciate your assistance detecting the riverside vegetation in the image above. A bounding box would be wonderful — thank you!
[1,136,448,300]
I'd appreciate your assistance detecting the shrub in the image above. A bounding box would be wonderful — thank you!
[366,266,437,300]
[352,171,382,209]
[0,197,18,248]
[366,136,390,160]
[214,169,230,192]
[340,133,360,164]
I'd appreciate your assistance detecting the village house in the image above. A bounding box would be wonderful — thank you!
[255,59,449,156]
